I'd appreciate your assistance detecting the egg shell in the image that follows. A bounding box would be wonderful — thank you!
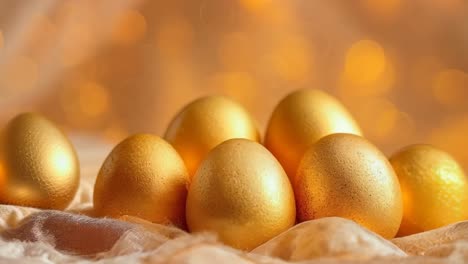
[265,89,362,184]
[93,134,189,228]
[186,138,296,250]
[164,96,260,178]
[0,112,80,210]
[295,133,403,239]
[390,144,468,236]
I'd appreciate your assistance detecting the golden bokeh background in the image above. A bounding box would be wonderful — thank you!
[0,0,467,169]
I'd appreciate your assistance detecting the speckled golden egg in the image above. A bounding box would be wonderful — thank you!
[0,113,80,209]
[265,89,362,184]
[390,144,468,236]
[186,138,296,250]
[164,96,260,177]
[93,134,189,228]
[295,133,402,239]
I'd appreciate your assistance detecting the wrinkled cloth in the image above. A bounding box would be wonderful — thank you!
[1,137,468,263]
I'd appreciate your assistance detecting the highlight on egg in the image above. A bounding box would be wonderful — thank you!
[164,95,260,178]
[265,89,362,184]
[295,133,403,239]
[93,134,189,228]
[186,138,296,250]
[0,112,80,210]
[390,144,468,236]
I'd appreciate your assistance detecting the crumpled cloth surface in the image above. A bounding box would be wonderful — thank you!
[1,137,468,263]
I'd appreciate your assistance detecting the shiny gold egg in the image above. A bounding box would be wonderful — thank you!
[164,96,260,177]
[390,144,468,236]
[265,89,362,184]
[0,112,80,209]
[93,134,189,228]
[186,138,296,250]
[295,133,402,239]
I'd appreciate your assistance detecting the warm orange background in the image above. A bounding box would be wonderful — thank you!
[0,0,467,169]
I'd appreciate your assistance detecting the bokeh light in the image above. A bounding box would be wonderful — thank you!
[78,82,110,118]
[338,39,394,103]
[111,10,147,46]
[269,35,311,83]
[0,1,467,170]
[361,99,399,140]
[59,78,110,128]
[253,2,294,27]
[432,69,468,109]
[209,72,257,106]
[60,21,95,67]
[239,0,271,12]
[352,98,413,143]
[343,40,386,87]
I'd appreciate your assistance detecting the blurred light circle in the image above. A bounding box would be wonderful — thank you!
[432,69,468,109]
[355,98,398,140]
[112,9,147,46]
[61,22,95,67]
[239,0,271,12]
[78,82,110,118]
[209,71,257,106]
[59,78,109,127]
[269,35,311,83]
[344,39,386,86]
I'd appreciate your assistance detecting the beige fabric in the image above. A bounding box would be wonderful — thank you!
[1,138,468,263]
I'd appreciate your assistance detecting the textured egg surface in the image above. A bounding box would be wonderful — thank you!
[186,138,296,250]
[390,144,468,236]
[93,134,189,228]
[295,133,402,239]
[265,89,362,184]
[0,112,80,209]
[164,95,260,177]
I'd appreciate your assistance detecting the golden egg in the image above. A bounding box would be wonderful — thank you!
[390,144,468,236]
[0,113,79,209]
[265,89,362,184]
[295,133,402,239]
[164,96,260,177]
[186,138,296,250]
[93,134,189,228]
